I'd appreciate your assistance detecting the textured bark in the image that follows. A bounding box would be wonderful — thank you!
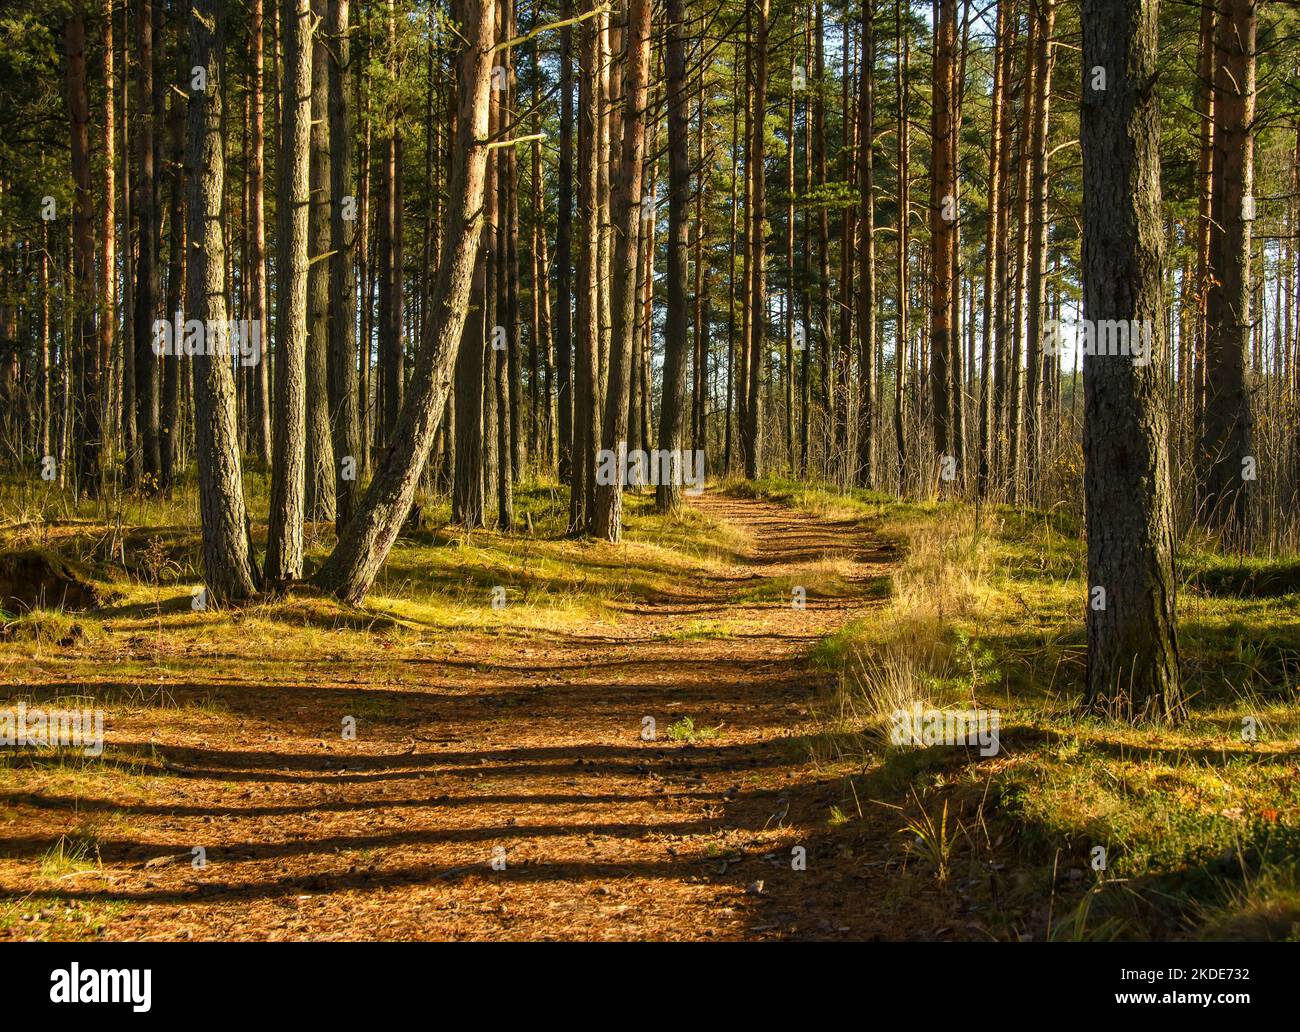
[814,1,830,442]
[1197,0,1255,543]
[503,13,523,485]
[306,0,336,523]
[265,0,313,584]
[855,2,876,488]
[742,0,769,480]
[991,7,1018,484]
[313,0,497,603]
[99,0,116,481]
[928,0,955,473]
[379,0,404,442]
[1007,8,1036,495]
[451,233,487,528]
[569,3,600,534]
[656,0,690,513]
[134,0,161,488]
[250,0,272,465]
[185,0,258,603]
[977,0,1008,495]
[893,0,908,492]
[1192,0,1214,442]
[594,0,651,539]
[1024,0,1055,501]
[327,0,360,532]
[1080,0,1182,721]
[556,4,574,483]
[492,0,513,531]
[693,72,710,463]
[162,12,187,493]
[65,3,101,498]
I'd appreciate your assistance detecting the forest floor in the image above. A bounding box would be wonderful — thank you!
[0,489,939,941]
[3,479,1299,941]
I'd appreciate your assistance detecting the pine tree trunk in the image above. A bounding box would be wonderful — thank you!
[328,0,360,532]
[556,5,575,483]
[313,0,498,603]
[928,0,955,478]
[855,1,876,488]
[656,0,690,513]
[65,2,101,498]
[978,0,1008,496]
[265,0,314,584]
[186,0,258,603]
[306,0,336,523]
[569,1,601,534]
[134,0,161,489]
[1081,0,1182,721]
[250,0,272,465]
[894,0,908,493]
[594,0,652,539]
[162,14,187,493]
[99,0,116,486]
[1197,0,1255,544]
[1024,0,1055,502]
[742,0,769,480]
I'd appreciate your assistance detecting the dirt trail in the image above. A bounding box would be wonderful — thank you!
[1,492,904,940]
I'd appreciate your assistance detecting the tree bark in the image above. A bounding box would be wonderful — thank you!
[186,0,259,603]
[656,0,691,513]
[306,0,336,523]
[594,0,652,539]
[328,0,361,531]
[569,1,601,533]
[1197,0,1255,544]
[1080,0,1182,720]
[856,1,876,487]
[134,0,161,489]
[313,0,497,603]
[250,0,272,465]
[928,0,955,478]
[65,2,101,498]
[556,3,575,483]
[742,0,769,480]
[265,0,313,584]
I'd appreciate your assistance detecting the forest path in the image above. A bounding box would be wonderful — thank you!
[2,491,907,941]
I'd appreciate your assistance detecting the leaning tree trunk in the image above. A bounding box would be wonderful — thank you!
[185,0,258,603]
[265,0,313,585]
[1080,0,1182,722]
[312,0,497,603]
[656,0,691,513]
